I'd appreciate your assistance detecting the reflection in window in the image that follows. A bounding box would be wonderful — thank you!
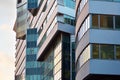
[64,0,75,9]
[64,15,75,26]
[92,44,99,59]
[100,15,113,29]
[79,45,90,67]
[101,45,114,59]
[116,46,120,59]
[91,14,120,29]
[77,44,120,71]
[76,45,90,71]
[77,15,90,41]
[92,14,98,28]
[91,44,120,60]
[114,0,120,2]
[28,0,39,9]
[115,16,120,29]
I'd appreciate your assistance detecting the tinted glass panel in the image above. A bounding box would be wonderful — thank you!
[116,46,120,59]
[92,44,99,59]
[62,34,70,80]
[100,15,113,29]
[26,54,36,61]
[27,41,37,48]
[64,0,75,9]
[26,68,41,75]
[115,16,120,29]
[28,0,38,9]
[92,15,98,28]
[101,45,114,59]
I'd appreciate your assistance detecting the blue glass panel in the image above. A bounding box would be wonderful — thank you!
[27,28,37,34]
[28,0,38,9]
[26,68,41,75]
[64,0,75,9]
[26,54,36,61]
[27,41,37,48]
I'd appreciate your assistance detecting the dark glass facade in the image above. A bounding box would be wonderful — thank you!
[72,42,75,80]
[38,33,75,80]
[62,34,71,80]
[92,14,120,29]
[92,44,120,60]
[26,28,41,80]
[64,15,75,26]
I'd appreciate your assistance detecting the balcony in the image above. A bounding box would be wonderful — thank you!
[76,59,120,80]
[37,22,74,61]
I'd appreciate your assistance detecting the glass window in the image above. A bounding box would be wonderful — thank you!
[114,0,120,2]
[101,45,114,59]
[92,14,99,28]
[64,15,75,26]
[92,44,99,59]
[64,0,75,9]
[28,0,39,9]
[77,15,90,41]
[115,16,120,29]
[79,45,90,67]
[116,46,120,59]
[100,15,113,29]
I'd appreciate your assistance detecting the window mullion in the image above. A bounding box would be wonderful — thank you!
[98,15,100,29]
[99,44,101,59]
[113,16,115,29]
[114,45,116,60]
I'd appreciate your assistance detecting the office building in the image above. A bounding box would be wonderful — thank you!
[14,0,41,80]
[36,0,76,80]
[14,0,27,79]
[75,0,120,80]
[14,0,76,80]
[26,28,41,80]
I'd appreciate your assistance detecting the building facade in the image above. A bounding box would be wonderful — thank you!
[36,0,76,80]
[14,0,27,79]
[26,28,41,80]
[14,0,41,80]
[14,0,76,80]
[75,0,120,80]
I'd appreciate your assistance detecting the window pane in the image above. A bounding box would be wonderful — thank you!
[101,45,114,59]
[92,44,99,59]
[116,46,120,59]
[92,15,98,28]
[100,15,113,29]
[114,0,120,2]
[115,16,120,29]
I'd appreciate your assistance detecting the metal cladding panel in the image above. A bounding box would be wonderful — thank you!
[90,59,120,75]
[89,29,120,45]
[89,1,120,15]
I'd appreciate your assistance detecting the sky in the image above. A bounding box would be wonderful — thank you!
[0,0,16,80]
